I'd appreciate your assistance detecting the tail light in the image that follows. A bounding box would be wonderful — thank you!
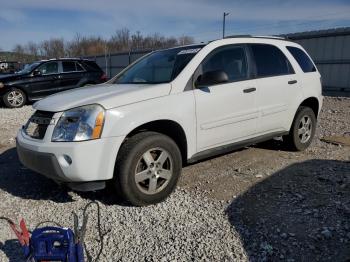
[100,73,107,82]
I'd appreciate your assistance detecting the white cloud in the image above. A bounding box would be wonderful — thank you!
[0,0,349,50]
[3,0,350,21]
[0,9,26,23]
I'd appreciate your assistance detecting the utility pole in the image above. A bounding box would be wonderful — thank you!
[104,44,108,77]
[222,12,229,38]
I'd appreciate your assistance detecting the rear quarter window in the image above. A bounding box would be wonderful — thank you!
[82,61,103,72]
[286,46,317,73]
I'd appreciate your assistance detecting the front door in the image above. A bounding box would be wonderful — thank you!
[194,45,258,151]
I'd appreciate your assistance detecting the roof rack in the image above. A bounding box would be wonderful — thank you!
[254,35,286,40]
[223,35,286,40]
[36,57,93,62]
[224,35,252,39]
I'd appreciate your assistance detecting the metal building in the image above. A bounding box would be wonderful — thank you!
[285,27,350,96]
[88,27,350,96]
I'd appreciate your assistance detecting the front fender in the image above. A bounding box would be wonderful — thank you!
[102,91,197,158]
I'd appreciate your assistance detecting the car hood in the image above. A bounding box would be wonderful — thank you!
[0,73,27,81]
[33,83,172,112]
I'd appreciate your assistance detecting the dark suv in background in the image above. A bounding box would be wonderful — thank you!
[0,58,107,108]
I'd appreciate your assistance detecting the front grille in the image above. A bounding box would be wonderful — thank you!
[24,111,55,139]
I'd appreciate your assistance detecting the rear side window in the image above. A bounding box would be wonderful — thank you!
[62,61,76,72]
[62,61,85,72]
[250,44,294,78]
[201,45,248,82]
[286,46,316,73]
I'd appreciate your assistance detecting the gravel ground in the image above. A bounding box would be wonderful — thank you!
[0,97,349,261]
[0,106,33,147]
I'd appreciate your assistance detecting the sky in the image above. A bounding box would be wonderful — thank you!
[1,0,350,51]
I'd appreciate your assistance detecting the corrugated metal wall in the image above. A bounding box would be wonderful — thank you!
[286,28,350,96]
[85,50,150,79]
[87,28,350,96]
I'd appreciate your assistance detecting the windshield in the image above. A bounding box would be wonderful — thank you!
[16,62,41,74]
[114,45,204,84]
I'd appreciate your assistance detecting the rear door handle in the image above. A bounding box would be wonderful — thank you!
[243,87,256,93]
[288,80,298,85]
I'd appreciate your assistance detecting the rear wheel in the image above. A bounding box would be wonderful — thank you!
[3,88,26,108]
[114,132,182,206]
[284,106,316,151]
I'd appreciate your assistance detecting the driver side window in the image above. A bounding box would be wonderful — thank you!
[37,62,59,75]
[201,45,248,82]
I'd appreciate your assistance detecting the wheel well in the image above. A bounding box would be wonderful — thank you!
[124,120,188,162]
[299,97,319,118]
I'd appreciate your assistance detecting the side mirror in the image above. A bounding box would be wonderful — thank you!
[33,70,41,76]
[195,70,228,88]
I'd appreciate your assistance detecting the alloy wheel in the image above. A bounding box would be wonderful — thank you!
[7,90,24,107]
[298,115,313,143]
[134,147,173,195]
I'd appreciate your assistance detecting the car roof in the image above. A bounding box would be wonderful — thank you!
[34,58,96,63]
[204,35,301,50]
[162,35,297,52]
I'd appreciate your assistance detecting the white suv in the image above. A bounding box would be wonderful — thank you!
[17,36,323,206]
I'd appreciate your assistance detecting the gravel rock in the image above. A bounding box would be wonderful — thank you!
[0,188,248,261]
[0,97,349,261]
[321,228,332,239]
[0,105,34,146]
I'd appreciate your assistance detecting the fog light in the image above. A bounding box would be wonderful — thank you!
[63,155,72,165]
[0,82,4,88]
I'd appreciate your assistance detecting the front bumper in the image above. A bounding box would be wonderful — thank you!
[17,140,66,181]
[16,128,124,183]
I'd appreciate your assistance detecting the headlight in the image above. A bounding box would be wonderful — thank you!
[0,82,4,88]
[52,104,105,142]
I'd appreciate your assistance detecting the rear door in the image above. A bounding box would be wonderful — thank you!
[194,45,259,151]
[249,44,301,134]
[28,61,61,98]
[60,61,86,91]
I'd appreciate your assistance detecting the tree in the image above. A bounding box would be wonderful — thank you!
[25,42,39,60]
[10,29,195,61]
[109,28,131,52]
[40,38,65,58]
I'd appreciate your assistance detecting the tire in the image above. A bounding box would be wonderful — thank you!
[3,88,26,108]
[284,106,316,151]
[114,131,182,206]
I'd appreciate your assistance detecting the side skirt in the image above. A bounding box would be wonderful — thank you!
[187,131,288,164]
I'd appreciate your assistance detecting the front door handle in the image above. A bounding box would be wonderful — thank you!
[288,80,298,85]
[243,87,256,93]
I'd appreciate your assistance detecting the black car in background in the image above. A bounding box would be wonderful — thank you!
[0,58,107,108]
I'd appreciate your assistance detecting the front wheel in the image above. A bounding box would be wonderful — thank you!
[114,132,182,206]
[3,88,26,108]
[284,106,316,151]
